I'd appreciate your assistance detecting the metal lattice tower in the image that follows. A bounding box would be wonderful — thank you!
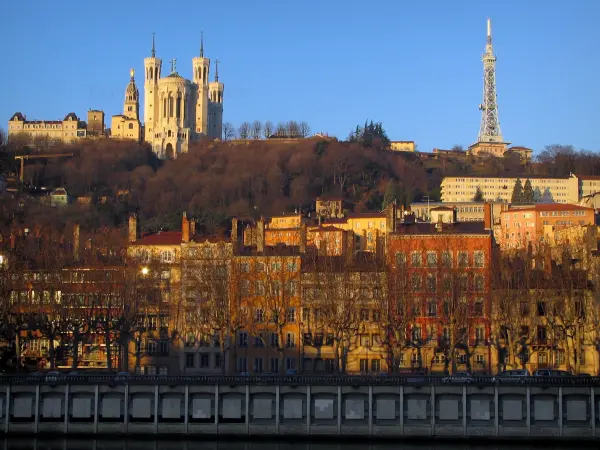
[478,18,503,143]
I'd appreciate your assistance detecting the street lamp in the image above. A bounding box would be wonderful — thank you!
[141,267,149,276]
[423,196,431,222]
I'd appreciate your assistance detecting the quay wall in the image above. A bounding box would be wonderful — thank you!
[0,375,599,440]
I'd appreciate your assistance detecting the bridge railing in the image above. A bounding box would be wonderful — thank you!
[1,374,600,387]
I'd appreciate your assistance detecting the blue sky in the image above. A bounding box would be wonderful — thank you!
[2,0,599,153]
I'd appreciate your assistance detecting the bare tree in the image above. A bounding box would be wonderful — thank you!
[251,121,262,140]
[287,121,300,137]
[238,122,251,140]
[299,121,311,138]
[275,122,286,137]
[263,121,274,139]
[222,122,236,141]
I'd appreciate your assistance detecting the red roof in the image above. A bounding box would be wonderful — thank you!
[579,175,600,181]
[132,231,182,246]
[347,212,387,218]
[309,226,344,232]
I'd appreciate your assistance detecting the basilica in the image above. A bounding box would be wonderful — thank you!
[113,34,224,158]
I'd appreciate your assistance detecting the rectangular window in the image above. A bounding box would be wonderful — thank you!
[474,275,484,292]
[360,309,370,321]
[427,299,437,317]
[458,251,469,268]
[238,357,247,372]
[538,352,548,366]
[215,353,222,368]
[411,252,422,267]
[371,359,381,372]
[255,308,264,323]
[270,357,279,373]
[475,354,485,365]
[286,307,296,323]
[360,359,369,372]
[441,251,452,268]
[200,353,209,368]
[426,274,436,292]
[254,334,265,348]
[270,333,279,347]
[474,300,484,317]
[254,357,263,373]
[360,334,370,347]
[556,350,565,366]
[395,252,406,267]
[411,274,421,291]
[286,333,296,348]
[185,353,195,368]
[238,332,248,347]
[475,326,485,341]
[473,251,485,268]
[286,357,296,371]
[426,251,438,268]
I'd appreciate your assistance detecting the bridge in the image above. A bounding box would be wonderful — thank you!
[1,375,599,440]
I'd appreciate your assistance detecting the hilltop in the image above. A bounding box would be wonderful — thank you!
[0,135,598,236]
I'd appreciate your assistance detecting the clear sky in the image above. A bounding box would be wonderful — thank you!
[1,0,599,153]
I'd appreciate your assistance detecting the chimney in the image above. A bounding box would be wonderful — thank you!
[73,223,80,261]
[128,213,137,243]
[231,218,239,251]
[300,222,307,253]
[257,218,265,253]
[436,215,444,233]
[386,201,396,232]
[484,202,492,231]
[189,219,196,239]
[182,212,190,243]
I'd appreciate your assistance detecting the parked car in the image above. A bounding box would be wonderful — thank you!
[443,372,472,384]
[493,369,530,383]
[535,369,573,377]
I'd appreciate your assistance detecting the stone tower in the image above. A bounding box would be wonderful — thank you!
[144,33,162,138]
[208,59,224,140]
[124,69,139,120]
[192,33,210,136]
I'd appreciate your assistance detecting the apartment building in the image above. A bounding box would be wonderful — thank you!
[441,174,579,204]
[410,201,504,223]
[496,203,595,251]
[387,210,494,374]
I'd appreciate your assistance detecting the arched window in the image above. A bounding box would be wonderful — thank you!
[168,130,172,138]
[219,92,222,103]
[163,98,167,118]
[176,94,181,119]
[155,67,158,80]
[203,67,207,81]
[128,123,134,129]
[168,96,173,117]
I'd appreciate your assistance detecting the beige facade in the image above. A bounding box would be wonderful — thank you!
[467,141,508,157]
[143,40,224,159]
[410,201,504,223]
[111,69,142,142]
[87,110,105,136]
[441,174,580,204]
[389,141,415,152]
[7,112,86,144]
[579,175,600,199]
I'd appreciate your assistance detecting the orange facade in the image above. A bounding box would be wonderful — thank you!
[387,225,493,373]
[499,204,595,250]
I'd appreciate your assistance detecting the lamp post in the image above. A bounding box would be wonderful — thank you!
[423,196,431,222]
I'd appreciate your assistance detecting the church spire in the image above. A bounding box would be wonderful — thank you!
[200,31,204,57]
[214,59,219,82]
[151,32,156,58]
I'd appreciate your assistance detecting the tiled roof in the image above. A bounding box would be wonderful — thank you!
[347,212,387,218]
[321,218,348,224]
[309,226,344,232]
[578,175,600,181]
[64,112,78,121]
[430,206,454,211]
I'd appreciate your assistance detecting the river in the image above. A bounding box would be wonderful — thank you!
[0,440,598,450]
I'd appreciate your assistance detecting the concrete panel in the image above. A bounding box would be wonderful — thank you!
[470,398,491,421]
[222,398,242,419]
[376,399,395,420]
[42,397,62,419]
[502,399,522,421]
[101,397,122,419]
[72,397,92,419]
[131,397,152,419]
[13,396,33,418]
[439,398,459,421]
[407,398,427,420]
[345,399,364,420]
[161,397,181,419]
[283,398,303,419]
[191,398,211,419]
[253,399,272,419]
[534,398,554,421]
[566,399,587,422]
[314,399,334,420]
